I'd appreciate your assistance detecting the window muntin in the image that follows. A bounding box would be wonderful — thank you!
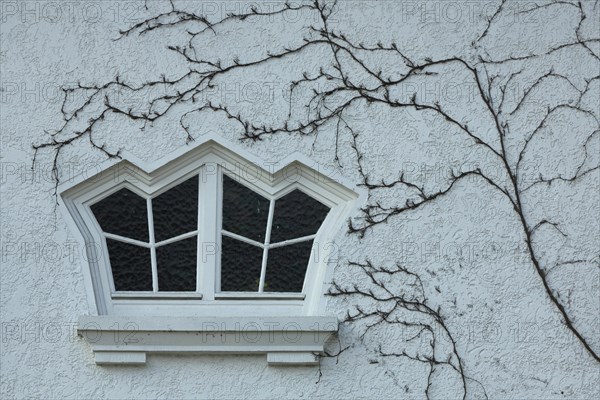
[219,173,330,293]
[88,168,331,296]
[90,176,200,293]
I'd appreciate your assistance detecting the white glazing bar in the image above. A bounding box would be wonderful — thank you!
[103,233,151,248]
[221,230,264,249]
[269,234,316,249]
[147,197,159,292]
[258,199,276,293]
[155,230,198,248]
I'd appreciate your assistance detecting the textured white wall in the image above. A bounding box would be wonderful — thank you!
[1,1,599,398]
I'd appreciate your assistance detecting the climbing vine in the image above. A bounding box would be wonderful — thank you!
[34,0,599,397]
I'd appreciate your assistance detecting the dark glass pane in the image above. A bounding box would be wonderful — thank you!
[222,174,269,242]
[106,239,152,291]
[156,237,197,292]
[153,175,199,242]
[270,190,330,243]
[220,236,263,292]
[264,241,314,292]
[91,188,148,242]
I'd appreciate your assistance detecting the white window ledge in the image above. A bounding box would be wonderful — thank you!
[78,316,338,366]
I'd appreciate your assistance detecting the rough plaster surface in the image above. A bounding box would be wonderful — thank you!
[1,1,599,399]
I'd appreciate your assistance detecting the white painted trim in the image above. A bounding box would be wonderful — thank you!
[267,352,318,366]
[214,292,305,300]
[258,199,276,293]
[78,315,338,366]
[111,292,203,300]
[110,301,304,317]
[59,136,362,320]
[200,164,218,300]
[95,351,146,365]
[147,197,158,292]
[103,233,151,248]
[155,230,198,248]
[214,166,224,294]
[57,134,360,196]
[196,168,203,293]
[221,230,264,248]
[269,234,316,249]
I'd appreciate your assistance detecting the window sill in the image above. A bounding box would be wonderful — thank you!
[77,315,338,366]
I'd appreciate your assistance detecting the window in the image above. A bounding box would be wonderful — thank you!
[61,136,358,365]
[88,174,331,297]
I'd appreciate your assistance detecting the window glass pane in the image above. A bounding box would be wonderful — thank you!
[156,237,197,292]
[106,239,152,291]
[222,174,269,242]
[153,175,199,242]
[270,190,330,243]
[264,241,313,292]
[220,236,263,292]
[91,188,148,242]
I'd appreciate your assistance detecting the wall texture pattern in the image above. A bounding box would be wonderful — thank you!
[1,0,599,398]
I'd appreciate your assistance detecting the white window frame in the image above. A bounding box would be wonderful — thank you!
[60,134,360,365]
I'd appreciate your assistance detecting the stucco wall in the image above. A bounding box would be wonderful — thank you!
[1,1,599,398]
